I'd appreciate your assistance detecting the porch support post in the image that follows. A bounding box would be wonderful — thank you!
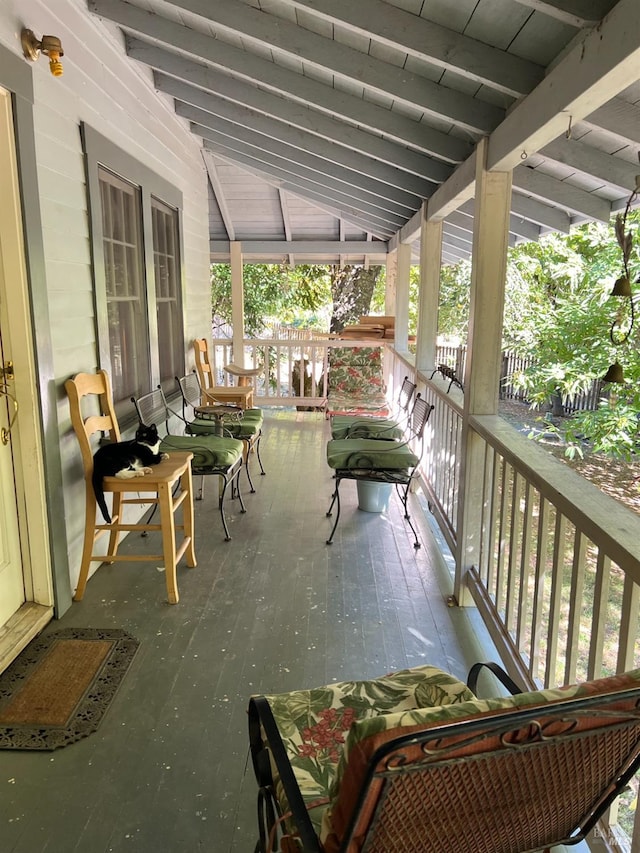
[416,201,442,374]
[454,137,512,605]
[385,249,397,316]
[230,240,245,366]
[395,241,411,353]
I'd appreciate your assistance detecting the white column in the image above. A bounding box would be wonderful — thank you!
[230,241,245,366]
[395,242,411,353]
[454,138,512,603]
[415,201,442,374]
[385,250,397,316]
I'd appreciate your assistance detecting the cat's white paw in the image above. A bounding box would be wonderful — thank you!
[161,452,170,460]
[140,467,153,475]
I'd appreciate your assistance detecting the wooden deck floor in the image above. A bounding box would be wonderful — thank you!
[0,409,497,853]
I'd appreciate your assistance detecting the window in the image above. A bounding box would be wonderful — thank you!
[82,125,184,421]
[152,198,183,394]
[99,168,149,407]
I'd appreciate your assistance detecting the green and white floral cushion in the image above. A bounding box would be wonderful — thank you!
[326,347,388,416]
[261,665,474,836]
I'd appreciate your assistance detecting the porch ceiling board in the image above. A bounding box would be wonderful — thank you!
[85,0,640,264]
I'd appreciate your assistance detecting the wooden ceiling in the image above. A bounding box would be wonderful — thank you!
[88,0,640,265]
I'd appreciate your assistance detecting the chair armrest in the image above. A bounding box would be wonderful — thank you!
[467,662,525,696]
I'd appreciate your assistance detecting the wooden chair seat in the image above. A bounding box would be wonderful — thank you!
[193,338,255,408]
[65,369,196,605]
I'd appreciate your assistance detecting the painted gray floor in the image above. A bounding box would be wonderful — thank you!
[0,409,495,853]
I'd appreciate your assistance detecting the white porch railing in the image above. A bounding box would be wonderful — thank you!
[210,336,639,847]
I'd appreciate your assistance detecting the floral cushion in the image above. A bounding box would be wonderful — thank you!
[320,667,640,851]
[261,666,474,837]
[326,438,418,471]
[328,347,385,397]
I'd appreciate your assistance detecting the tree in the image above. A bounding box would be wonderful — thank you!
[329,265,382,332]
[210,263,330,336]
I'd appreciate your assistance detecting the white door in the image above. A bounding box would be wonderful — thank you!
[0,284,24,627]
[0,85,53,659]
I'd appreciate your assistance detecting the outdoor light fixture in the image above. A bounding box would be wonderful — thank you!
[21,28,64,76]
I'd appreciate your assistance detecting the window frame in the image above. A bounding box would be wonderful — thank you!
[82,124,185,423]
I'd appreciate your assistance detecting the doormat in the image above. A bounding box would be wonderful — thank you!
[0,627,139,751]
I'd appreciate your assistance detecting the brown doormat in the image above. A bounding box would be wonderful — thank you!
[0,627,139,750]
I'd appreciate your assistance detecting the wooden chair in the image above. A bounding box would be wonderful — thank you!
[131,384,246,541]
[175,372,266,493]
[325,395,434,549]
[248,662,640,853]
[64,369,196,605]
[193,338,254,410]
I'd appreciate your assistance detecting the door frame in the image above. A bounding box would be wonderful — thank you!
[0,44,72,665]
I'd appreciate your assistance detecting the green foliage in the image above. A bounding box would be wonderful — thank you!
[436,211,640,460]
[210,263,331,336]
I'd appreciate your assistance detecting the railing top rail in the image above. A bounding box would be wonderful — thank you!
[471,414,640,577]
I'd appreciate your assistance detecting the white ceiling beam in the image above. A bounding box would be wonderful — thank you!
[510,0,615,28]
[279,190,294,266]
[507,194,571,232]
[455,202,543,241]
[426,0,635,227]
[513,166,611,221]
[540,136,640,192]
[487,0,640,172]
[132,44,449,187]
[276,0,543,96]
[195,126,410,225]
[185,110,420,217]
[204,143,398,237]
[202,149,235,241]
[582,98,640,146]
[89,0,496,142]
[210,241,389,256]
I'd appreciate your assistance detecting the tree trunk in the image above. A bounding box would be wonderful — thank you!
[329,265,381,333]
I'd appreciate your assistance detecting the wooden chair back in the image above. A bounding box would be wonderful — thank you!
[193,338,214,394]
[65,369,121,481]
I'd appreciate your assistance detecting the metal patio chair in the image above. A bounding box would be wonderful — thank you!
[64,369,196,604]
[329,375,416,440]
[131,385,246,541]
[325,394,433,549]
[175,372,266,493]
[248,662,640,853]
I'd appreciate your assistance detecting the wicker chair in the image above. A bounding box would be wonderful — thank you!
[248,662,640,853]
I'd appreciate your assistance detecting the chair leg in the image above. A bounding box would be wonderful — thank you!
[398,483,421,550]
[158,480,179,604]
[325,480,342,544]
[74,490,99,601]
[255,434,266,476]
[243,440,256,493]
[106,492,123,561]
[180,465,197,569]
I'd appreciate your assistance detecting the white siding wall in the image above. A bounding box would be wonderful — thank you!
[0,0,211,593]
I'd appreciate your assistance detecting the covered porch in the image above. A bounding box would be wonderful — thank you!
[0,409,498,853]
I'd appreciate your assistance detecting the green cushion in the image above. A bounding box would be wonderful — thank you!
[331,415,403,440]
[159,434,243,469]
[188,418,260,440]
[326,438,418,470]
[261,665,473,836]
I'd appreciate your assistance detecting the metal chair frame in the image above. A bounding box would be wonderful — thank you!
[131,386,245,541]
[326,395,434,549]
[248,664,640,853]
[175,372,266,493]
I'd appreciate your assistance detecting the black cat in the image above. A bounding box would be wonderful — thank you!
[92,423,168,523]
